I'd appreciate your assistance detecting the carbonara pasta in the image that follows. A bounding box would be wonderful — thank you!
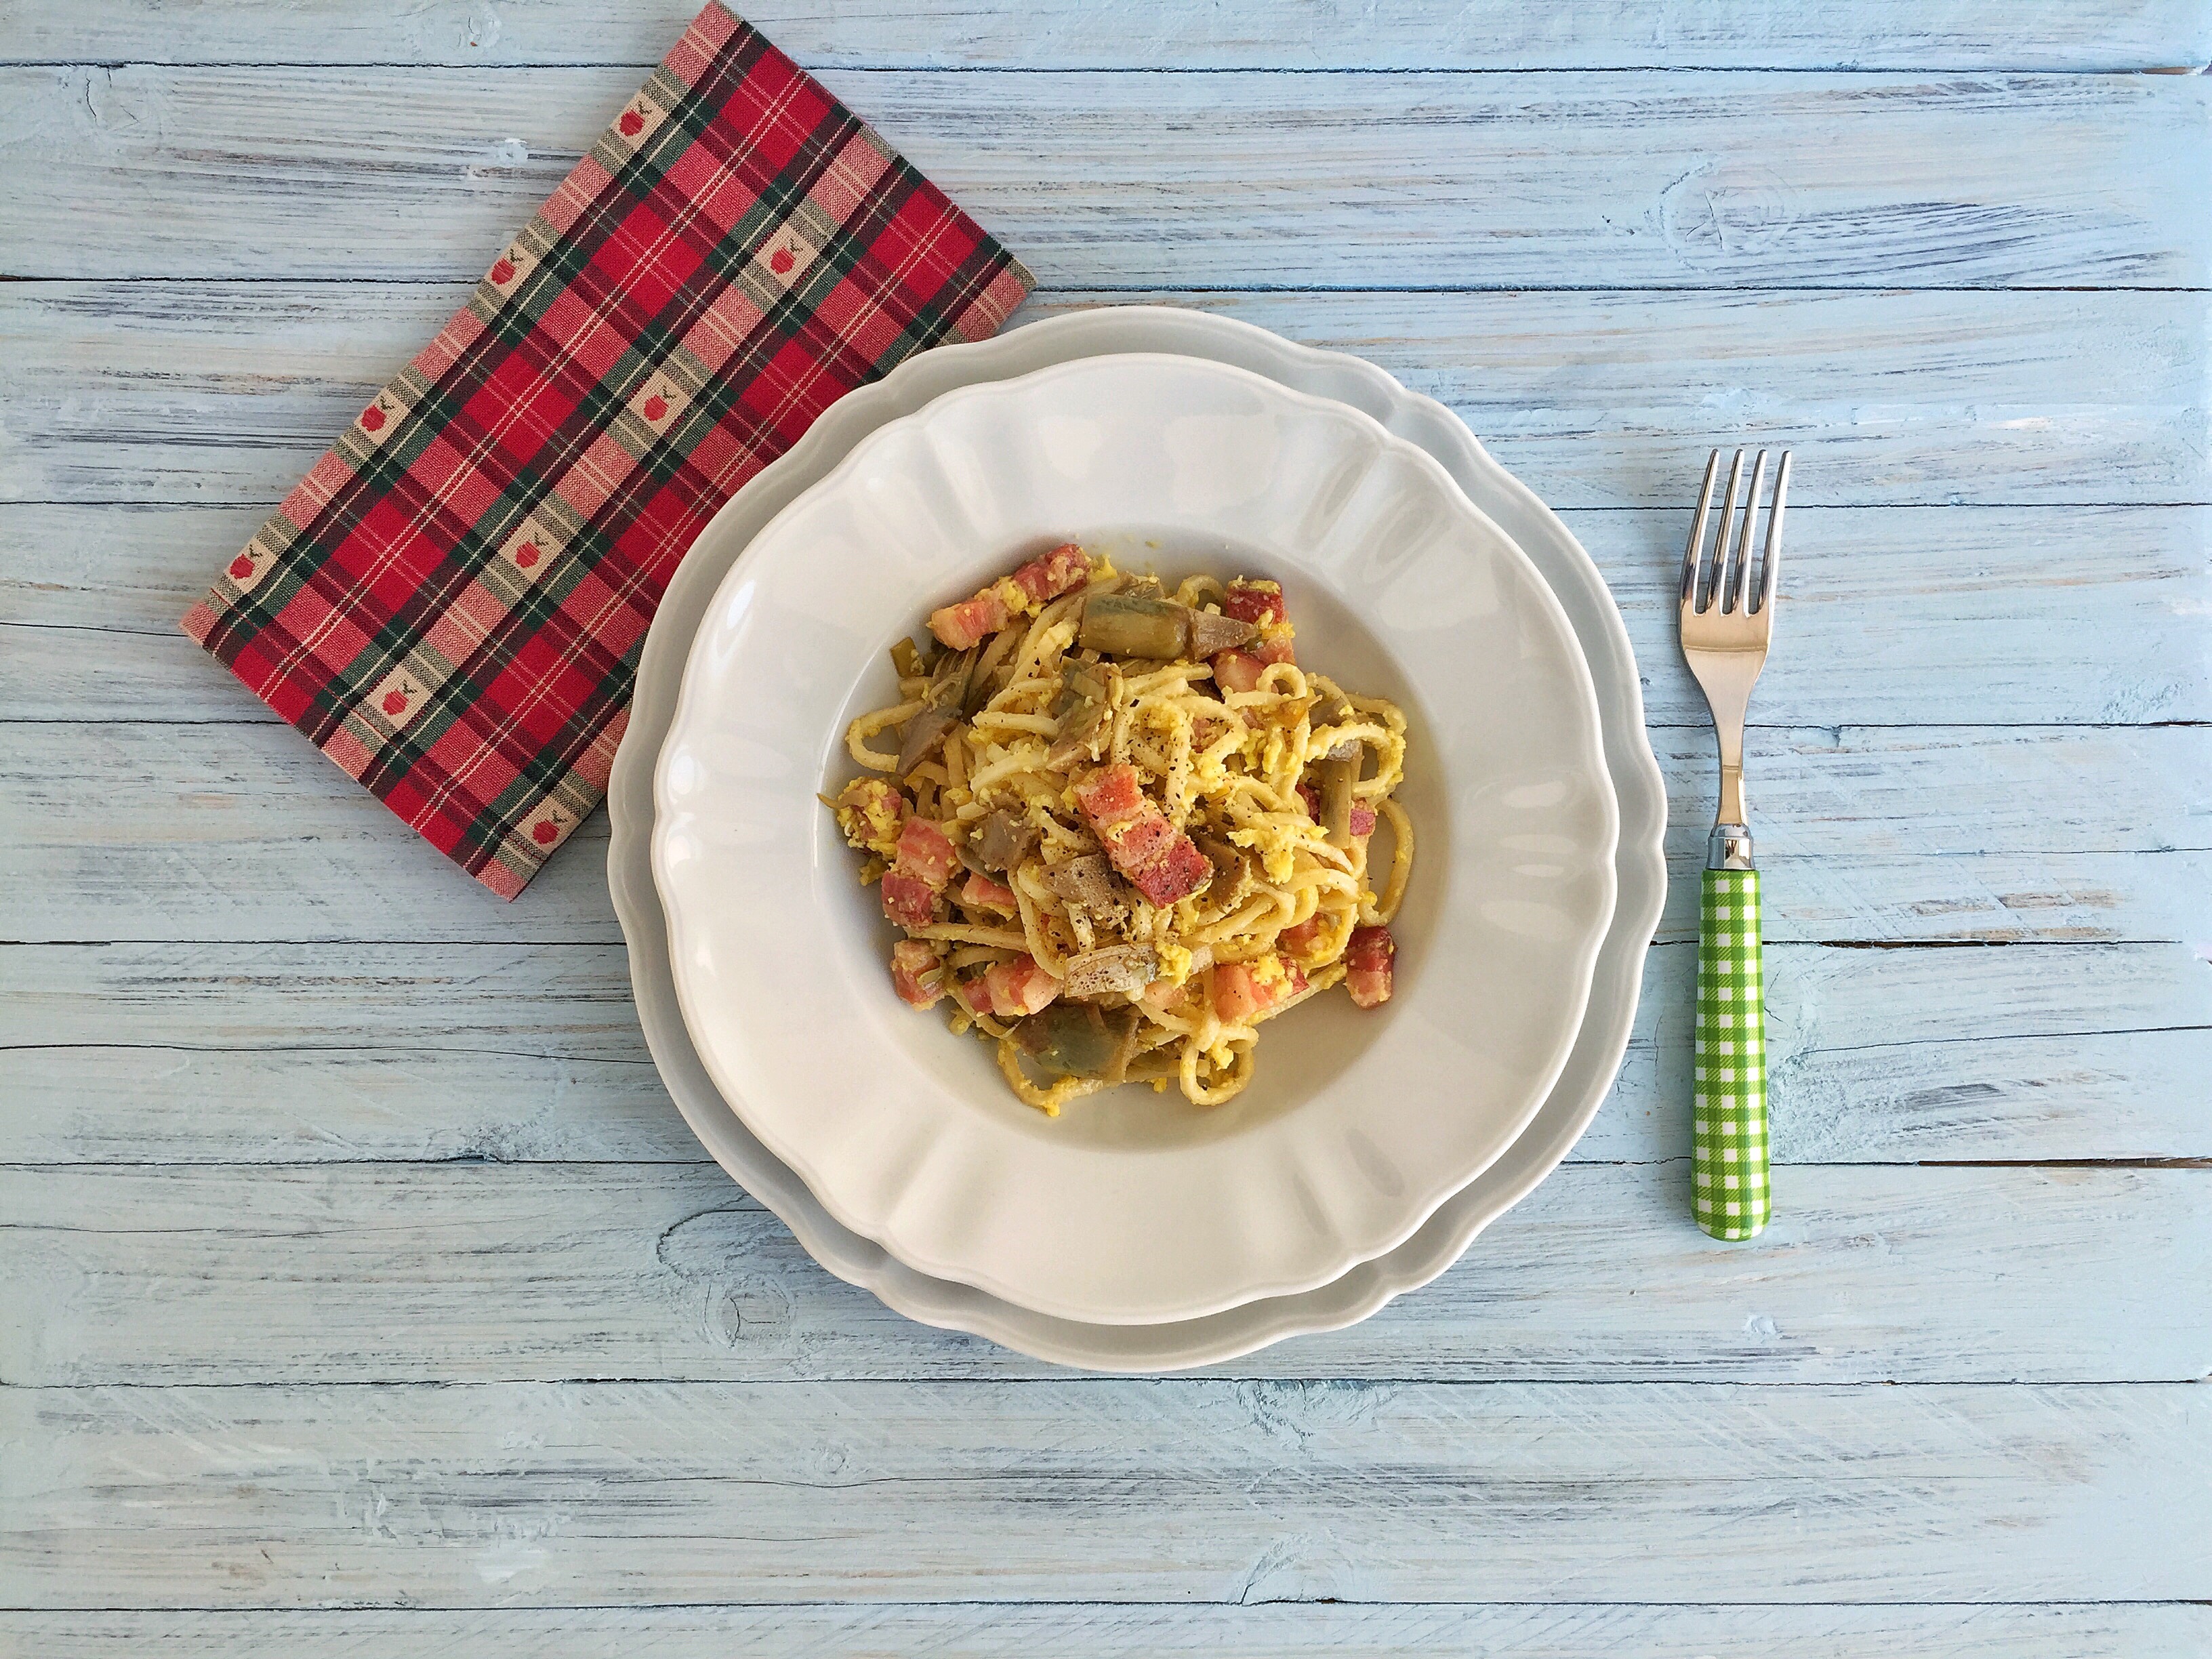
[825,543,1411,1115]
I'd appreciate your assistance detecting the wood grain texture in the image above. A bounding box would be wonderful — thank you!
[7,1162,2207,1385]
[9,1603,2211,1659]
[3,3,2207,1635]
[5,719,2206,945]
[4,68,2207,285]
[9,499,2211,724]
[5,0,2209,72]
[9,284,2211,511]
[5,1380,2205,1605]
[8,940,2206,1166]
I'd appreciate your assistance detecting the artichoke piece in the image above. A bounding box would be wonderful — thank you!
[896,705,962,779]
[1012,1001,1142,1082]
[973,809,1038,873]
[1080,593,1256,660]
[1313,754,1359,850]
[1040,853,1119,914]
[926,644,977,710]
[1062,943,1159,998]
[890,636,926,680]
[1046,665,1117,766]
[1185,608,1258,658]
[1078,594,1187,659]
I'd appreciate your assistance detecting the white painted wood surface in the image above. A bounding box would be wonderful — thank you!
[7,67,2209,285]
[1,1,2206,1650]
[5,0,2209,71]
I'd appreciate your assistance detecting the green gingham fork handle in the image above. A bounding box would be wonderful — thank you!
[1695,867,1769,1240]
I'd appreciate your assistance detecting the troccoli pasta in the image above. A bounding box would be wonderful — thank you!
[826,544,1410,1113]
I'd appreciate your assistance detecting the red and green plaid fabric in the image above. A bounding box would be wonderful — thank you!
[182,2,1031,898]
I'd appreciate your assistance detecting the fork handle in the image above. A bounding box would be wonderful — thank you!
[1695,866,1769,1240]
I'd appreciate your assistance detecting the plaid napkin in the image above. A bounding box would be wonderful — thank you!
[183,2,1031,898]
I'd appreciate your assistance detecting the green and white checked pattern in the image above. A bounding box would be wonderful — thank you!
[1694,867,1769,1240]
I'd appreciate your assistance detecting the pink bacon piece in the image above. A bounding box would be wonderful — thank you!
[982,954,1060,1019]
[928,543,1090,650]
[1224,578,1295,666]
[1345,925,1395,1008]
[889,940,947,1009]
[1211,649,1266,695]
[960,870,1019,914]
[1211,956,1308,1025]
[1071,763,1213,907]
[880,817,959,927]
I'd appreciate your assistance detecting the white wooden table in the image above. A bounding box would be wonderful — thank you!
[4,4,2210,1652]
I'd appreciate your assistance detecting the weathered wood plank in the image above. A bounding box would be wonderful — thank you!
[12,504,2209,729]
[6,941,2206,1164]
[5,1380,2204,1604]
[6,0,2209,73]
[5,720,2206,944]
[4,69,2205,286]
[5,1162,2205,1384]
[8,283,2211,508]
[9,1603,2209,1659]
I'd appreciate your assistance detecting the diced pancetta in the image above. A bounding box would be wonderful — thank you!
[894,817,959,890]
[929,544,1092,649]
[890,940,947,1009]
[960,870,1019,914]
[1345,925,1395,1008]
[1210,954,1307,1024]
[881,872,938,928]
[983,954,1061,1019]
[1211,649,1266,694]
[1072,763,1212,907]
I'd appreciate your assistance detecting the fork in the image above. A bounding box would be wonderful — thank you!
[1679,447,1789,1241]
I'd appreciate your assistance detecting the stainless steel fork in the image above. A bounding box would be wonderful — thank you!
[1679,447,1789,1240]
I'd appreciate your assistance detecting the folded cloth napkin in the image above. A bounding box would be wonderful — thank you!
[183,2,1031,897]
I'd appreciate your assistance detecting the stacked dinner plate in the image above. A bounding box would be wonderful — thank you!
[611,309,1666,1369]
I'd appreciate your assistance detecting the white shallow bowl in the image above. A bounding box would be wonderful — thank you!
[609,305,1668,1368]
[651,353,1618,1325]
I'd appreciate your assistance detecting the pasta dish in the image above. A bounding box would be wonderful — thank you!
[826,544,1412,1113]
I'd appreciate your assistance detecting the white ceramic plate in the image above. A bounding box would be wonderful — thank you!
[651,353,1618,1325]
[608,305,1666,1368]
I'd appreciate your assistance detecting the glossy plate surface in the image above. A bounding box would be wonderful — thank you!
[652,353,1618,1324]
[609,306,1666,1367]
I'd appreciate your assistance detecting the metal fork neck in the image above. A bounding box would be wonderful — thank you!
[1707,823,1755,871]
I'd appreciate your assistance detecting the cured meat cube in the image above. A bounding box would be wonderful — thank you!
[1010,542,1090,607]
[983,954,1061,1019]
[1210,954,1307,1024]
[1071,762,1146,825]
[1345,925,1395,1008]
[1072,764,1212,908]
[1099,811,1178,874]
[881,872,938,928]
[1223,579,1286,628]
[1125,835,1211,907]
[889,940,947,1009]
[929,544,1091,649]
[894,817,959,890]
[960,871,1019,914]
[928,591,1009,651]
[1212,649,1266,694]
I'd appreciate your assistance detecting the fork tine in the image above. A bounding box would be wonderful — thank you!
[1704,449,1746,613]
[1680,449,1720,607]
[1755,450,1791,614]
[1726,449,1767,613]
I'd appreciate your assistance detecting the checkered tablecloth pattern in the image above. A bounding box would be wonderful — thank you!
[1694,867,1771,1239]
[182,1,1031,897]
